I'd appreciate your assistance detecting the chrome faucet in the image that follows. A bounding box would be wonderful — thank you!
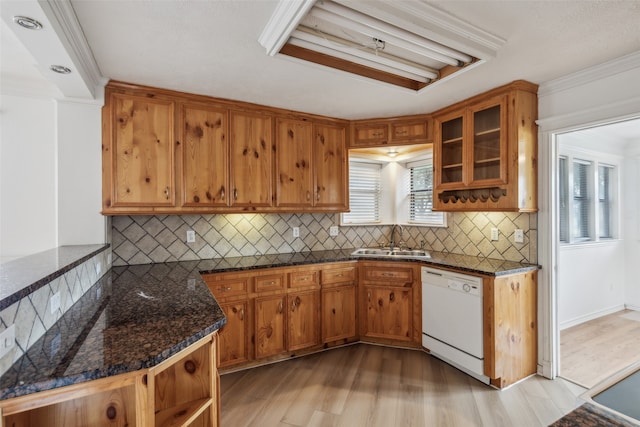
[389,224,404,250]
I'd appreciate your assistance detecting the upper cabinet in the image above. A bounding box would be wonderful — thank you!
[102,81,349,215]
[350,114,432,148]
[103,93,175,209]
[433,81,538,212]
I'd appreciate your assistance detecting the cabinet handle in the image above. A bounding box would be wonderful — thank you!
[218,286,232,292]
[291,299,296,312]
[372,131,383,137]
[368,291,371,302]
[269,281,275,285]
[382,273,395,277]
[395,129,408,135]
[306,191,311,201]
[336,273,343,277]
[164,186,170,200]
[278,300,283,314]
[316,187,321,201]
[239,307,244,321]
[234,188,238,200]
[220,187,225,200]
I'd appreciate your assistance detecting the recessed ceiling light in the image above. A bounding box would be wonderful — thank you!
[13,16,43,30]
[50,65,72,74]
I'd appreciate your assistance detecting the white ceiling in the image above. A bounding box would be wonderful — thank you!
[2,0,640,121]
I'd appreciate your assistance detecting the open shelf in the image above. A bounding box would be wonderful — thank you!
[442,163,463,169]
[474,157,501,164]
[155,397,212,427]
[474,127,501,137]
[442,136,463,144]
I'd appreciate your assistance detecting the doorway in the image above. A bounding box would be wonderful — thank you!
[554,119,640,388]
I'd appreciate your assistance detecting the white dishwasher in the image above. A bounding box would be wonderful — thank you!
[421,266,489,384]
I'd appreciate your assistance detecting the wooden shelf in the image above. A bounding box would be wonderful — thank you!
[475,157,501,164]
[442,136,463,144]
[474,127,501,137]
[442,163,463,169]
[155,397,212,427]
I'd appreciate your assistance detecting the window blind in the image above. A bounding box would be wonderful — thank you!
[558,157,569,243]
[572,160,591,241]
[408,163,444,225]
[598,164,613,239]
[342,162,381,224]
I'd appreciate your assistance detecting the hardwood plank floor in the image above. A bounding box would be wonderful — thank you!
[560,309,640,388]
[220,344,583,427]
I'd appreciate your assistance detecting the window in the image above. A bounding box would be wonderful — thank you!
[558,151,617,244]
[342,161,381,224]
[407,160,445,226]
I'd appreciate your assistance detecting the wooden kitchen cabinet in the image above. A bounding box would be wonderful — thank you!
[313,123,349,210]
[275,118,314,208]
[103,91,176,209]
[321,263,357,343]
[350,114,432,148]
[229,111,273,209]
[254,295,286,359]
[358,262,421,345]
[433,80,538,211]
[180,103,229,208]
[287,290,320,351]
[1,333,220,427]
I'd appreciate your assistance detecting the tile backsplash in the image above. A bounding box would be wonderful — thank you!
[111,212,536,266]
[0,249,111,377]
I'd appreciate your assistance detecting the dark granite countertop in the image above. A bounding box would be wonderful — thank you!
[0,244,110,311]
[195,248,539,276]
[0,262,226,400]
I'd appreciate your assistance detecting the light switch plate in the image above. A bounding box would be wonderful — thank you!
[293,227,300,238]
[329,226,339,236]
[514,229,524,243]
[0,324,15,359]
[186,230,196,243]
[490,228,499,241]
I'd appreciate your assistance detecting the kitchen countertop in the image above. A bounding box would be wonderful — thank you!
[194,248,540,276]
[0,262,226,400]
[0,247,536,401]
[550,402,638,426]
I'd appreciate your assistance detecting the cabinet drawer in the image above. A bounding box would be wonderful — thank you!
[290,271,319,288]
[321,266,356,285]
[352,125,388,146]
[362,267,413,284]
[255,274,285,292]
[206,278,249,299]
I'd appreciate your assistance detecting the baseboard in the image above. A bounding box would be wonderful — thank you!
[559,305,626,330]
[625,304,640,312]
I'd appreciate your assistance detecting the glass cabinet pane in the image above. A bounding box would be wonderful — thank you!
[440,117,463,183]
[473,105,501,181]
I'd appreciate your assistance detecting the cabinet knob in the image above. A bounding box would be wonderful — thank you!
[291,299,296,312]
[220,187,225,200]
[278,300,283,314]
[316,187,321,201]
[239,307,244,320]
[234,188,238,200]
[306,191,311,201]
[368,291,371,302]
[164,186,170,200]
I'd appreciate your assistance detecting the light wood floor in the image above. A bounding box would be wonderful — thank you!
[560,309,640,389]
[220,344,585,427]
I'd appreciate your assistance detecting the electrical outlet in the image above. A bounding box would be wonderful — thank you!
[490,228,499,241]
[50,291,61,314]
[186,230,196,243]
[329,226,339,237]
[514,229,524,243]
[0,325,15,359]
[293,227,300,238]
[96,262,102,276]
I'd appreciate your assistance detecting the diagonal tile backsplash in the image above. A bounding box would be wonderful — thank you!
[111,212,537,266]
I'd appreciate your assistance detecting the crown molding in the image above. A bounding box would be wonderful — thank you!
[39,0,105,98]
[538,50,640,98]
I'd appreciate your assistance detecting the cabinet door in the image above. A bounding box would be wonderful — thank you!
[288,290,320,351]
[434,111,464,188]
[110,93,175,207]
[275,119,314,207]
[180,104,229,207]
[469,96,508,185]
[218,301,249,368]
[229,111,273,207]
[254,295,285,358]
[313,123,348,209]
[364,286,412,341]
[321,285,356,343]
[351,124,388,147]
[391,120,429,143]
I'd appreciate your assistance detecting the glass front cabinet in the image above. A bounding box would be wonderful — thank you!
[433,81,538,212]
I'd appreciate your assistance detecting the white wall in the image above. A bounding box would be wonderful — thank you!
[536,50,640,378]
[625,144,640,309]
[0,93,106,263]
[0,94,57,262]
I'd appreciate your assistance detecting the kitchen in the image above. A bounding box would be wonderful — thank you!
[1,0,640,426]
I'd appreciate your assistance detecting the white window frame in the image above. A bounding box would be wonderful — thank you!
[405,158,446,227]
[558,147,620,245]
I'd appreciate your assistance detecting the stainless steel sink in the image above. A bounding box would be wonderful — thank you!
[351,248,430,259]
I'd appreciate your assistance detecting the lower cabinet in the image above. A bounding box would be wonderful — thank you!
[287,290,320,351]
[217,300,250,368]
[358,261,421,345]
[321,285,356,343]
[255,295,286,358]
[0,332,220,427]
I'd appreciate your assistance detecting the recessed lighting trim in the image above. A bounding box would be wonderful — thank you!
[13,16,43,30]
[50,65,72,74]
